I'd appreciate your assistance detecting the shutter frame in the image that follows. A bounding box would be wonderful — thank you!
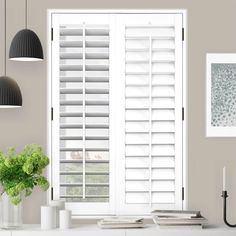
[50,12,185,215]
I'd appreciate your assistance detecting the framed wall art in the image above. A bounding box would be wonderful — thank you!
[206,53,236,137]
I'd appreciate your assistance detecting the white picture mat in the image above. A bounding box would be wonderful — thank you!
[206,53,236,137]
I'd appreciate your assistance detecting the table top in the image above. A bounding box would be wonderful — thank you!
[1,224,235,232]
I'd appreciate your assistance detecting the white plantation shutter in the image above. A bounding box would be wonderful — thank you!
[51,14,115,215]
[115,14,183,214]
[51,12,185,215]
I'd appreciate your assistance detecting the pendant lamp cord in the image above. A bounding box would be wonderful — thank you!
[4,0,6,76]
[25,0,28,29]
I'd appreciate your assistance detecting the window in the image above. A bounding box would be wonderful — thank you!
[49,11,186,216]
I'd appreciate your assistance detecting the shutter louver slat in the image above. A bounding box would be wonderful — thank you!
[60,195,109,199]
[60,158,109,163]
[59,24,110,202]
[60,183,109,187]
[60,171,109,175]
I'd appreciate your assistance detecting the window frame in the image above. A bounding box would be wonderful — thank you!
[47,9,187,217]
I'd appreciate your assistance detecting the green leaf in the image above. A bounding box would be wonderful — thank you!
[10,195,21,205]
[25,188,32,197]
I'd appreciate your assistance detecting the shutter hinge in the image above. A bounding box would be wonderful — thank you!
[182,187,185,201]
[182,107,184,121]
[51,28,53,41]
[51,107,53,121]
[182,28,184,41]
[51,187,54,200]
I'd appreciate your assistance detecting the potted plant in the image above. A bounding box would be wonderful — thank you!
[0,144,49,229]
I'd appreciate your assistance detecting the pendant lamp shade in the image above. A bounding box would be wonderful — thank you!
[0,0,23,108]
[0,76,22,107]
[9,29,43,61]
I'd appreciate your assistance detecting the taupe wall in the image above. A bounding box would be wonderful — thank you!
[1,0,236,224]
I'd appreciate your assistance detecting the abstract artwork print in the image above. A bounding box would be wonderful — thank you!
[206,54,236,137]
[211,63,236,127]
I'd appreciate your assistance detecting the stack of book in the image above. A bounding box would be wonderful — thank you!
[151,210,207,229]
[97,217,144,229]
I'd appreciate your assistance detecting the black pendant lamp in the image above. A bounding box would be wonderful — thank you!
[9,0,43,61]
[0,0,22,107]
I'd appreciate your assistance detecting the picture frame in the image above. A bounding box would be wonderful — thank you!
[206,53,236,137]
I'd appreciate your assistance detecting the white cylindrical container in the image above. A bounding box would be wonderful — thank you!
[49,200,65,227]
[41,206,56,230]
[59,210,71,230]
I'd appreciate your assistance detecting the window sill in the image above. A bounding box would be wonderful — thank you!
[1,224,235,236]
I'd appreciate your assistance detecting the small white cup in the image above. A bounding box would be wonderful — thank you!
[41,206,56,230]
[59,210,72,229]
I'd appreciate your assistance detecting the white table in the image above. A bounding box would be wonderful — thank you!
[2,224,236,236]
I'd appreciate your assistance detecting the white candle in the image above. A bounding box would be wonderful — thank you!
[223,167,226,191]
[41,206,56,230]
[59,210,72,230]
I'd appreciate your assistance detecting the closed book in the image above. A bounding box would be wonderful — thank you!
[153,216,207,225]
[100,221,142,225]
[98,221,144,229]
[102,217,143,223]
[151,210,201,218]
[157,224,203,229]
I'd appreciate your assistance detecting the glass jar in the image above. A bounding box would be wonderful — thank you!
[1,193,22,229]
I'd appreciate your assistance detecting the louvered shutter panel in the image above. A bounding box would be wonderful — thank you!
[116,14,183,213]
[54,21,110,204]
